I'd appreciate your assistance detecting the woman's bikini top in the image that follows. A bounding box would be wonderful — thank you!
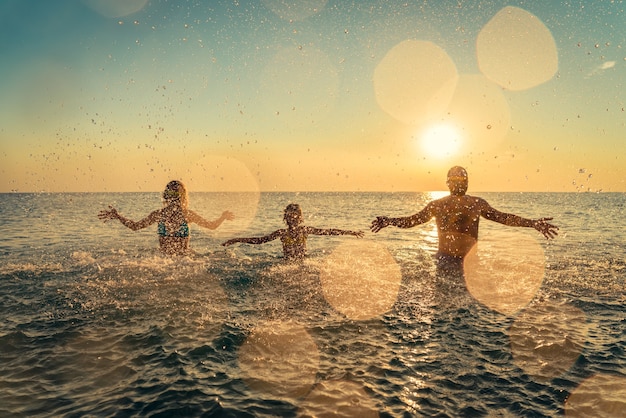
[157,221,190,238]
[281,228,306,246]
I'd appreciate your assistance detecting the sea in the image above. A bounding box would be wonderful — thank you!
[0,192,624,417]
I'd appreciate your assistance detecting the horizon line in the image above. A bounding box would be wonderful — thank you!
[0,190,615,194]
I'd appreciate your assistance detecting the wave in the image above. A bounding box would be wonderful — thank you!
[1,239,624,416]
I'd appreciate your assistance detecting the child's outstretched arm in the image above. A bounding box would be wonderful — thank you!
[306,227,364,238]
[222,229,283,246]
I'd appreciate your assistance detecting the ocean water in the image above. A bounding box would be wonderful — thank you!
[0,192,624,417]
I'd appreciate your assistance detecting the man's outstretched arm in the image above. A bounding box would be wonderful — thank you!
[371,204,434,233]
[530,217,559,239]
[481,203,559,239]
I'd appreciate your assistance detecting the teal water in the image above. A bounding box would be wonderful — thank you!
[0,192,624,417]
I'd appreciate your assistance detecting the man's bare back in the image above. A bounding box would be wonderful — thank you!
[370,166,558,259]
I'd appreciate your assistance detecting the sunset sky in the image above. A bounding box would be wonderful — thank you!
[1,0,624,192]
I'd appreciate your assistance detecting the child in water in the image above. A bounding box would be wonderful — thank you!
[222,203,363,261]
[98,180,234,256]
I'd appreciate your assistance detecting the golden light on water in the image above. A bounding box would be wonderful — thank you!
[565,374,626,417]
[509,301,588,381]
[319,241,402,320]
[476,6,558,91]
[238,321,320,400]
[427,191,449,200]
[299,379,379,418]
[463,231,545,315]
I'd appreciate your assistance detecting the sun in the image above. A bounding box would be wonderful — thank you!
[419,123,462,159]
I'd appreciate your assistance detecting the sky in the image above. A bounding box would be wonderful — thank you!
[0,0,624,192]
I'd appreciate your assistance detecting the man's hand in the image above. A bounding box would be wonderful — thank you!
[98,206,119,222]
[533,217,559,239]
[370,216,391,233]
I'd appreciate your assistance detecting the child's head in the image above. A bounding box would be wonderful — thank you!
[163,180,189,208]
[283,203,303,226]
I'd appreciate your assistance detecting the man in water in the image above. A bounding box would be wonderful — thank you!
[370,166,558,266]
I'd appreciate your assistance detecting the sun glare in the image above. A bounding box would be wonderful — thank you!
[419,123,462,159]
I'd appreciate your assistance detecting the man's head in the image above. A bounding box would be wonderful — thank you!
[446,166,468,196]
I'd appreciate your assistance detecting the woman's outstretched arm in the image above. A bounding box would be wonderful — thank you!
[98,206,160,231]
[188,210,234,230]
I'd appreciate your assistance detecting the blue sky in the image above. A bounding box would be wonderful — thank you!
[1,0,624,192]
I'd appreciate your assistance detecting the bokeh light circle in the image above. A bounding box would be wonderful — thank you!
[477,6,558,90]
[463,231,545,315]
[319,241,402,320]
[82,0,148,18]
[509,301,588,381]
[434,74,511,154]
[238,321,320,400]
[373,40,458,126]
[176,155,259,193]
[565,374,626,417]
[168,155,260,237]
[299,379,379,417]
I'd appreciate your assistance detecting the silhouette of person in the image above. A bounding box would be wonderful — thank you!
[222,203,364,261]
[98,180,234,256]
[370,166,558,266]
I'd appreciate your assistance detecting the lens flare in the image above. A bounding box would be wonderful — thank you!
[373,40,458,126]
[320,241,402,320]
[477,6,558,90]
[565,374,626,417]
[82,0,148,18]
[509,301,588,381]
[168,155,260,237]
[238,321,319,400]
[299,379,379,417]
[463,231,545,315]
[438,74,511,153]
[419,123,462,159]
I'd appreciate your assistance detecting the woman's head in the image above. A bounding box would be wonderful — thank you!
[163,180,189,208]
[283,203,303,226]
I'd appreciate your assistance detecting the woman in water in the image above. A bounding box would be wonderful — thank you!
[222,203,363,261]
[98,180,234,255]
